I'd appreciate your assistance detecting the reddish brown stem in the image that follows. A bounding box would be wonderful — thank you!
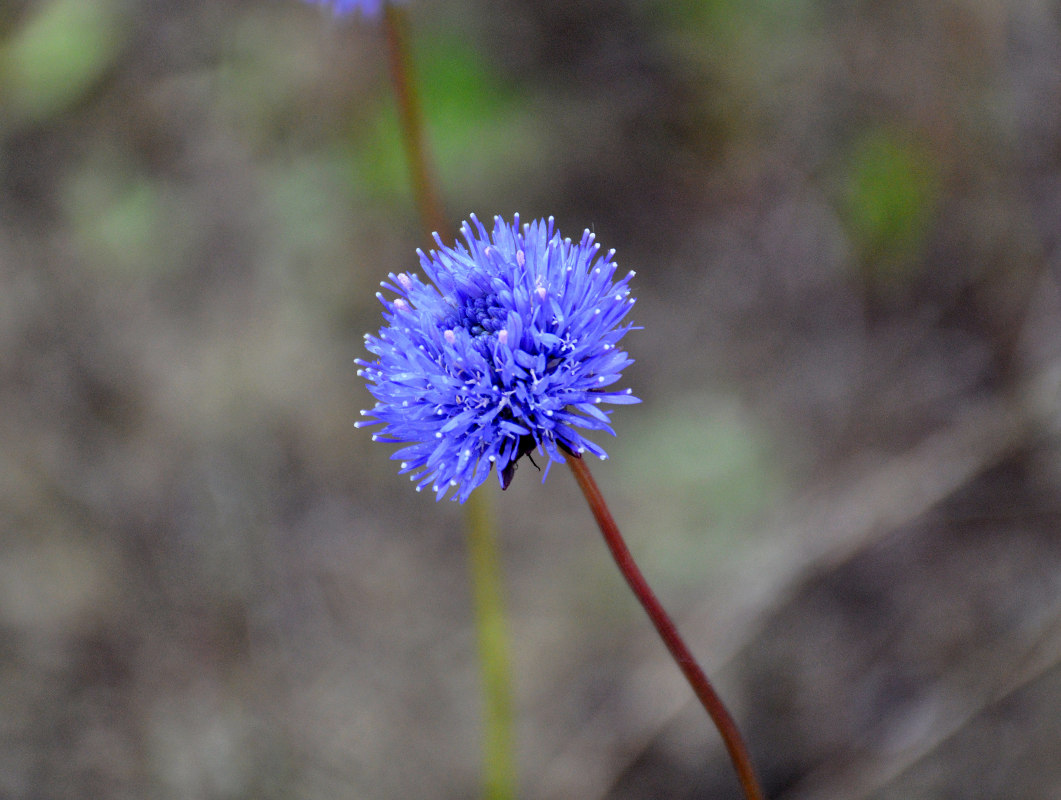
[382,5,447,238]
[567,455,765,800]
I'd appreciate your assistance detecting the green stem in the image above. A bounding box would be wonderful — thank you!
[464,490,518,800]
[567,455,765,800]
[381,7,517,799]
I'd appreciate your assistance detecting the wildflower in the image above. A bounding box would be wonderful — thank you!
[302,0,397,18]
[356,214,639,502]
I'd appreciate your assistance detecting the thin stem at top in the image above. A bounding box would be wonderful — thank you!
[382,4,447,238]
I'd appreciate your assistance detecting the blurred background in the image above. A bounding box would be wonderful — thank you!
[2,0,1060,797]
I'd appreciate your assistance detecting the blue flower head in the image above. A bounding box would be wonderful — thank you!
[303,0,397,18]
[356,214,640,502]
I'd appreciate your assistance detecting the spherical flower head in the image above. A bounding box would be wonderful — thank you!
[302,0,397,18]
[356,214,640,502]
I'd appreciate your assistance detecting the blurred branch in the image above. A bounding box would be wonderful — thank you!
[793,604,1061,800]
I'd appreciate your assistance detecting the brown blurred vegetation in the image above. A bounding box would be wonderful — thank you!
[1,0,1060,798]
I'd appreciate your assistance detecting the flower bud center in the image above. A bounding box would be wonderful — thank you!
[452,294,507,340]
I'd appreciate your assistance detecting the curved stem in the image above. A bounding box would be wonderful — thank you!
[380,7,516,799]
[567,455,765,800]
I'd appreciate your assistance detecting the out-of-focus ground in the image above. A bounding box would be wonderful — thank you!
[2,0,1060,798]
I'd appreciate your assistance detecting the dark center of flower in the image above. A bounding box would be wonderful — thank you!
[451,294,507,339]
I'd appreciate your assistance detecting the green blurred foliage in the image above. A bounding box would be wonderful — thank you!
[614,395,786,585]
[660,0,817,41]
[0,0,126,124]
[842,128,941,290]
[351,28,536,207]
[259,152,375,315]
[63,156,174,278]
[649,0,821,147]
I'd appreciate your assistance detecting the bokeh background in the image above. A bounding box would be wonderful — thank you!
[2,0,1061,797]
